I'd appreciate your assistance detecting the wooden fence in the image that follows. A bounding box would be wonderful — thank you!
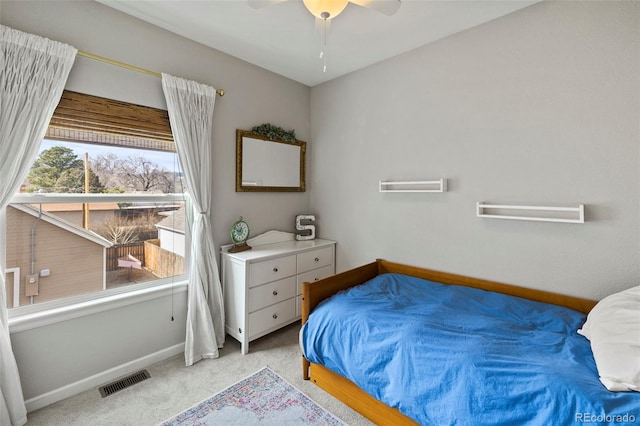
[144,239,184,278]
[106,240,184,277]
[106,242,146,271]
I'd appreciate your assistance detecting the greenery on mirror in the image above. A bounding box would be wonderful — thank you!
[251,123,296,142]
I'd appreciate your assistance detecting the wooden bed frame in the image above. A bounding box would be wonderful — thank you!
[301,259,598,426]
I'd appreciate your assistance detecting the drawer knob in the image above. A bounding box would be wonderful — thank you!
[272,314,278,319]
[273,267,278,272]
[314,277,319,281]
[272,290,278,296]
[314,257,319,262]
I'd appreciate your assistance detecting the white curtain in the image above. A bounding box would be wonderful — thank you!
[0,25,77,425]
[161,74,225,366]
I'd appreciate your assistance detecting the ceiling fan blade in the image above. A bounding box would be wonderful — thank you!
[348,0,401,16]
[248,0,288,9]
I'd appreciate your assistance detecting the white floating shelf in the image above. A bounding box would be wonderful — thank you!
[379,179,447,193]
[476,202,585,224]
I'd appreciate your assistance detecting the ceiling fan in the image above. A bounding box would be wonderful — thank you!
[248,0,402,72]
[248,0,401,19]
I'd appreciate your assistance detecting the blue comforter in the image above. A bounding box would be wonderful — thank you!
[300,273,640,425]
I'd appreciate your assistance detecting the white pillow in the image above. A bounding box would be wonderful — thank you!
[578,285,640,392]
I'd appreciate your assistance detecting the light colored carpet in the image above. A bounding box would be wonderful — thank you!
[24,323,373,426]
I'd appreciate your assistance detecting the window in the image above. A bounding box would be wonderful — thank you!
[5,91,188,313]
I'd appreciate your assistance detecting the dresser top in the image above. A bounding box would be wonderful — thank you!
[221,238,336,262]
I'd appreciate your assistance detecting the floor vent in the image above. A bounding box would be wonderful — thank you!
[99,370,151,398]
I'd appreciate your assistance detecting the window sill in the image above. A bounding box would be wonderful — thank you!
[8,281,188,334]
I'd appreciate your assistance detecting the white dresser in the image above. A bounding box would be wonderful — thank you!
[221,231,336,354]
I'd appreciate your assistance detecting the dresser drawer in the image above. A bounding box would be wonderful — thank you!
[248,299,296,338]
[297,246,333,273]
[249,255,296,287]
[248,277,296,312]
[296,265,335,295]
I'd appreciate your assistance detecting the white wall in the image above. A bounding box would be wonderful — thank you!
[309,1,640,301]
[2,0,311,408]
[159,229,186,258]
[10,290,189,411]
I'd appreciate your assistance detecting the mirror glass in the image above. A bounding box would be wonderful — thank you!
[236,130,306,192]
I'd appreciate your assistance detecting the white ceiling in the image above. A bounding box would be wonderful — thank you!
[98,0,538,87]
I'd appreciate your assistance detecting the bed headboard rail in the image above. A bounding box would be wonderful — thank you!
[301,261,378,324]
[377,259,597,313]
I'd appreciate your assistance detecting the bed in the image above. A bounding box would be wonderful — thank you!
[300,259,640,425]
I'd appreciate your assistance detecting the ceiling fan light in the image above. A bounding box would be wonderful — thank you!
[302,0,349,19]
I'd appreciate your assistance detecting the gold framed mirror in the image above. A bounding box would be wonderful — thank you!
[236,129,306,192]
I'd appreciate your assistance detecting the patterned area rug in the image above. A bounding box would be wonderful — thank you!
[159,366,346,425]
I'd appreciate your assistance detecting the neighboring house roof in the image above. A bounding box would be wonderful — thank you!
[41,202,180,213]
[155,206,185,234]
[38,202,121,212]
[10,204,113,247]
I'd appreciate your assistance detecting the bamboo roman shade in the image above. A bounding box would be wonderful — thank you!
[45,90,175,152]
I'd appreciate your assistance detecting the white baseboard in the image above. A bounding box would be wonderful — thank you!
[25,342,185,413]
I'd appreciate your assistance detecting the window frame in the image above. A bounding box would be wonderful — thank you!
[6,183,192,326]
[6,179,191,326]
[4,90,190,329]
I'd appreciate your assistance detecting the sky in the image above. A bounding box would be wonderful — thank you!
[41,139,180,172]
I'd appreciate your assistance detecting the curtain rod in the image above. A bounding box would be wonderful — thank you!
[77,50,225,97]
